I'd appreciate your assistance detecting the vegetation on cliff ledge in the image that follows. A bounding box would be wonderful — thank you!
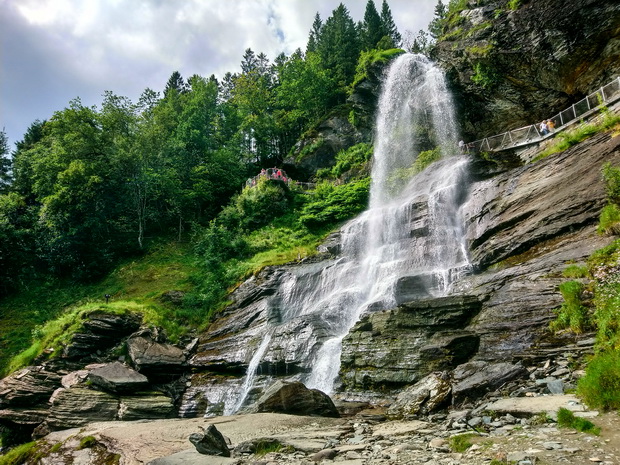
[551,162,620,411]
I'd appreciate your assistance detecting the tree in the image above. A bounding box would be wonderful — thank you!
[360,0,383,50]
[164,71,188,97]
[380,0,402,47]
[317,3,361,92]
[306,13,323,54]
[429,0,447,39]
[0,129,11,193]
[409,29,431,54]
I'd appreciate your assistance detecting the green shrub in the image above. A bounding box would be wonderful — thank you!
[556,407,600,434]
[350,48,405,91]
[602,163,620,205]
[508,0,522,10]
[577,350,620,410]
[598,204,620,235]
[471,62,498,89]
[563,264,589,279]
[298,178,370,230]
[318,143,373,181]
[0,442,37,465]
[449,433,476,452]
[550,280,589,333]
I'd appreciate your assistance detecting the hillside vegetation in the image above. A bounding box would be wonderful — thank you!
[0,1,406,375]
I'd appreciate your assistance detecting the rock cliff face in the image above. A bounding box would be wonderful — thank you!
[184,130,618,411]
[435,0,620,138]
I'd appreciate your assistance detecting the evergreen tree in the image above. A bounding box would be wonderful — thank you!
[306,13,323,54]
[240,48,258,74]
[164,71,188,97]
[317,3,361,91]
[429,0,447,39]
[380,0,402,46]
[0,129,11,193]
[360,0,383,50]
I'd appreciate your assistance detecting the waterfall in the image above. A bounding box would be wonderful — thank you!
[226,53,470,411]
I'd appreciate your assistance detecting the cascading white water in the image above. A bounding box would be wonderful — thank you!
[227,53,470,411]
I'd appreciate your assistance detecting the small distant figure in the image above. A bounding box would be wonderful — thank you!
[547,119,555,132]
[540,120,549,135]
[459,140,466,153]
[260,168,266,177]
[105,294,111,304]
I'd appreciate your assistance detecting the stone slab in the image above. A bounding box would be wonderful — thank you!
[372,420,429,437]
[147,449,237,465]
[485,395,588,415]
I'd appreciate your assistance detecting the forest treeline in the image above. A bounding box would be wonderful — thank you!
[0,1,422,297]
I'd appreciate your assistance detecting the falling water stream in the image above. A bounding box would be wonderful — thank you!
[227,54,471,412]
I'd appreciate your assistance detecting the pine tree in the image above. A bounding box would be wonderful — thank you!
[0,129,11,193]
[360,0,383,50]
[240,48,258,74]
[164,71,188,97]
[429,0,447,39]
[380,0,402,47]
[317,3,361,89]
[307,13,323,54]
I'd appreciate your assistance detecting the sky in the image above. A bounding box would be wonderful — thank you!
[0,0,437,149]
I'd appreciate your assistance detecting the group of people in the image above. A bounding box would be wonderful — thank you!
[247,168,289,188]
[539,119,556,135]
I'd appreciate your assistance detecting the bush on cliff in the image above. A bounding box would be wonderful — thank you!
[577,350,620,411]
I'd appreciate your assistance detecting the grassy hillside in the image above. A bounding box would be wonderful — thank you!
[0,143,373,376]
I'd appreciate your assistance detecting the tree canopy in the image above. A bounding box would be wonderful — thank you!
[0,0,403,296]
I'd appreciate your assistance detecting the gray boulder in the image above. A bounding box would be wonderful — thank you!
[127,336,186,374]
[189,424,231,457]
[246,380,339,418]
[452,361,528,405]
[387,372,452,418]
[88,362,148,393]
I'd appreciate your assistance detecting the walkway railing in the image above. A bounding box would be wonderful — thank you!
[467,76,620,153]
[245,168,316,192]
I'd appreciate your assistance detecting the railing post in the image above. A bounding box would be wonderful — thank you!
[601,86,606,102]
[572,104,577,120]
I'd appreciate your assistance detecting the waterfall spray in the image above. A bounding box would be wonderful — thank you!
[227,53,470,411]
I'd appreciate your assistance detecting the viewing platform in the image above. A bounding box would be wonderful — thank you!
[245,168,316,192]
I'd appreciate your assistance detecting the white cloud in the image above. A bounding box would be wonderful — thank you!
[1,0,438,146]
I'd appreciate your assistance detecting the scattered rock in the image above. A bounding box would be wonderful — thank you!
[189,424,231,457]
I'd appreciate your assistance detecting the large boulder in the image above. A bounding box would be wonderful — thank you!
[387,372,452,418]
[63,311,141,359]
[118,394,176,420]
[245,380,339,418]
[188,424,231,457]
[340,296,482,391]
[451,361,528,405]
[0,366,62,406]
[88,362,149,394]
[127,336,186,375]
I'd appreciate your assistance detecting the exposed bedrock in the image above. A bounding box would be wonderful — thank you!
[184,130,620,408]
